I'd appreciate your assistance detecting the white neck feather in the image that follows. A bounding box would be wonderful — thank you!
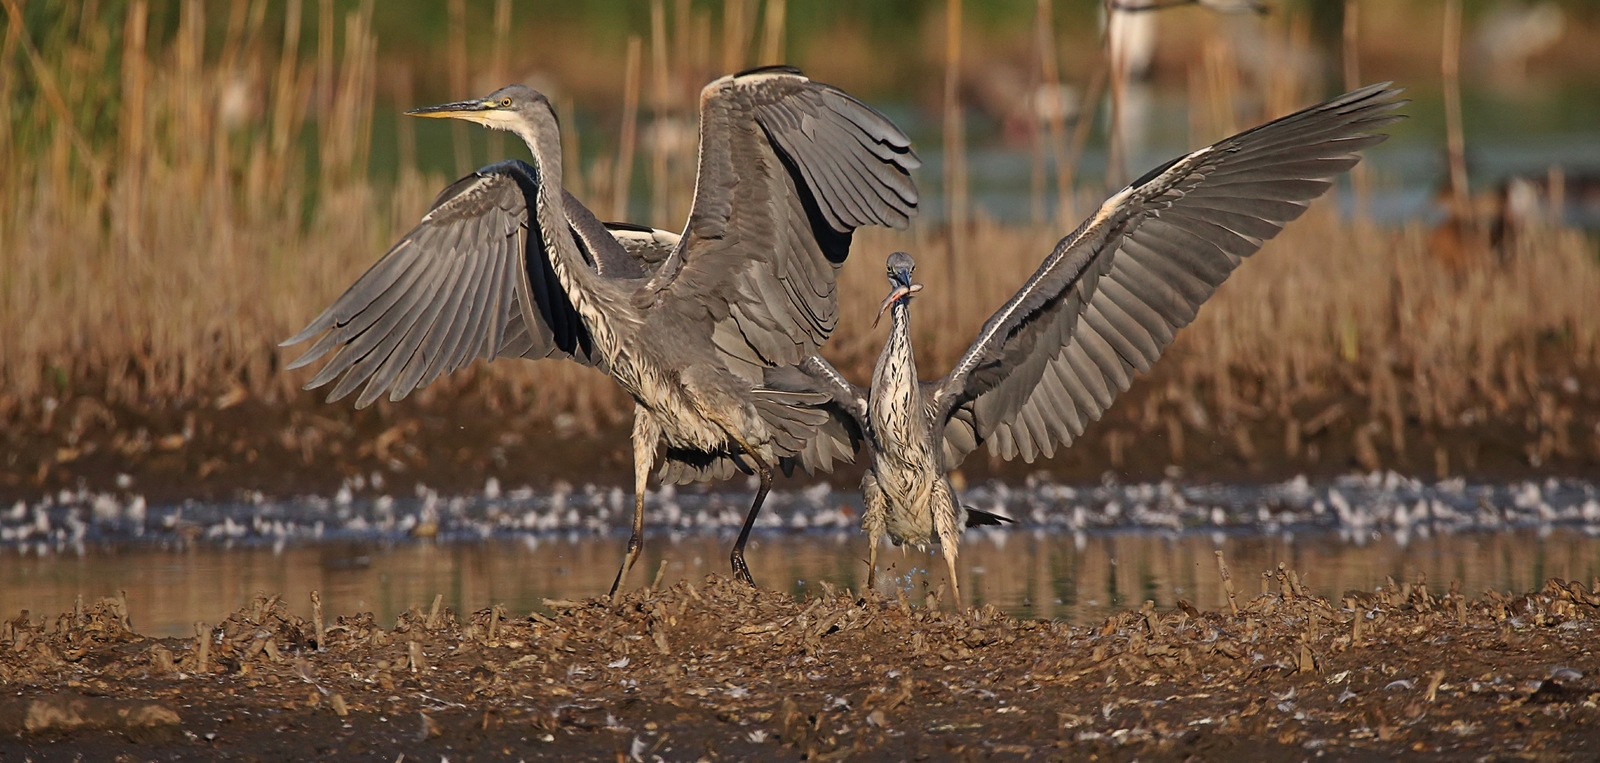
[508,115,630,360]
[871,300,922,448]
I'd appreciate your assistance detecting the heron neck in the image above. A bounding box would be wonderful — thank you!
[870,299,921,448]
[514,121,631,355]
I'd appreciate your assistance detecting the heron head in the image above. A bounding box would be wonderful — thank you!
[874,251,923,327]
[407,84,553,133]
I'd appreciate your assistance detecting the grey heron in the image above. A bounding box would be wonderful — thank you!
[779,83,1405,606]
[281,66,919,594]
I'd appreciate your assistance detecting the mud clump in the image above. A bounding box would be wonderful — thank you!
[0,696,180,736]
[1,575,1598,760]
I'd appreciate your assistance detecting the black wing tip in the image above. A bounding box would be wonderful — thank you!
[734,63,804,79]
[427,159,536,212]
[1129,154,1187,193]
[602,220,657,233]
[1338,80,1398,100]
[1128,84,1402,194]
[1188,80,1407,164]
[1333,84,1409,134]
[964,507,1016,528]
[1337,81,1407,111]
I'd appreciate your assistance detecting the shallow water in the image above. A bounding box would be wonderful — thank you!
[5,524,1599,638]
[7,476,1600,636]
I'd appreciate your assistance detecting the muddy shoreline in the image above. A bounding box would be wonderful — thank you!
[2,573,1598,761]
[5,365,1599,505]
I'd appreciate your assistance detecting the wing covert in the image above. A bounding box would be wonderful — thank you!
[602,221,680,269]
[760,356,868,477]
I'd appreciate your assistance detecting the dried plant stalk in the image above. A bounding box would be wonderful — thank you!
[1215,551,1238,617]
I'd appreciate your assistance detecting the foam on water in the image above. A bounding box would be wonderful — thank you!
[4,471,1599,553]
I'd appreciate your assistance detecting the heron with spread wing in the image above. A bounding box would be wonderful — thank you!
[282,66,918,595]
[775,83,1405,606]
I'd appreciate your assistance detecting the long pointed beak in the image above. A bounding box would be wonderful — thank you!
[873,283,923,328]
[406,99,497,119]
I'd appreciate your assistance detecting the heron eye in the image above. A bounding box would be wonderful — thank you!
[500,97,512,107]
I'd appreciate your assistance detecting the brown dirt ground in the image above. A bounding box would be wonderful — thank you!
[2,571,1598,762]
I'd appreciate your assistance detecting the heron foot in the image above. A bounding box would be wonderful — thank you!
[866,537,880,596]
[943,550,963,612]
[730,551,757,588]
[608,533,645,601]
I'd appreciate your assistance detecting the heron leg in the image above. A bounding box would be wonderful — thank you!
[868,539,881,593]
[609,406,659,600]
[941,542,962,611]
[684,372,773,589]
[861,470,887,595]
[728,441,772,588]
[933,479,964,610]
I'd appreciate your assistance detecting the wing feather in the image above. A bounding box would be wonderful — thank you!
[932,83,1405,467]
[1110,250,1197,328]
[331,259,446,405]
[374,233,477,403]
[286,241,431,369]
[1099,274,1167,365]
[442,219,505,366]
[281,160,604,409]
[641,67,919,367]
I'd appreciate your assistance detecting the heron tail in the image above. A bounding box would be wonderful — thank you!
[963,506,1015,528]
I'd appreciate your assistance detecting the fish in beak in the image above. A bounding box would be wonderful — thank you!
[874,276,923,328]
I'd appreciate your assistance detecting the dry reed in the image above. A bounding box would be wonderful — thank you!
[0,1,1595,465]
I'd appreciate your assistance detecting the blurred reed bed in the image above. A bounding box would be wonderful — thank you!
[3,0,406,412]
[1,0,1596,473]
[0,0,625,434]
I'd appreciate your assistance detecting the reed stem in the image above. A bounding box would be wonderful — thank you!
[488,0,513,161]
[447,0,471,177]
[759,0,786,65]
[613,36,643,221]
[942,0,968,334]
[1442,0,1472,231]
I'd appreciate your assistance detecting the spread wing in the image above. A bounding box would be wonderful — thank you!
[282,160,649,408]
[640,65,920,367]
[931,83,1405,467]
[761,356,870,476]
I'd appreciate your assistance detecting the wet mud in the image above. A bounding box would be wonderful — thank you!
[2,570,1597,761]
[6,361,1600,504]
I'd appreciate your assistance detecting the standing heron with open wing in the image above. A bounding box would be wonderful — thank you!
[771,83,1405,607]
[282,66,918,595]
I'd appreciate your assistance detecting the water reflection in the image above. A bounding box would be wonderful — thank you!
[4,528,1597,637]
